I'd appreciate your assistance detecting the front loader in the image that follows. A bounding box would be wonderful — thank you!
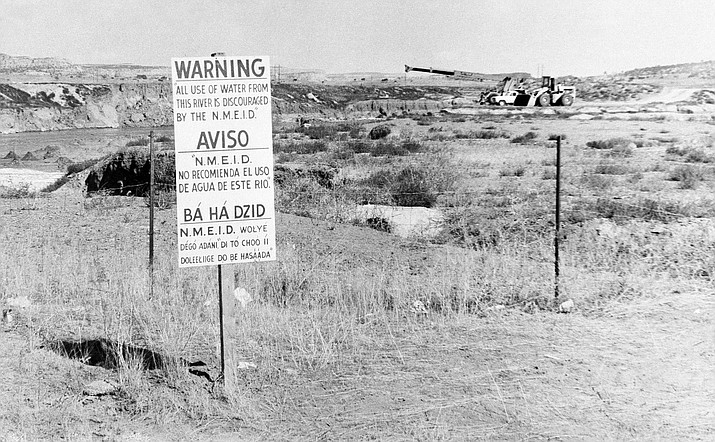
[514,76,575,106]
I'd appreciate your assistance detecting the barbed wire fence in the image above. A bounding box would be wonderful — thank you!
[74,130,715,307]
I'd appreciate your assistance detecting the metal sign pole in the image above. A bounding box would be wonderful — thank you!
[555,136,562,298]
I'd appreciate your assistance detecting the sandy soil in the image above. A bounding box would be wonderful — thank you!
[0,192,713,439]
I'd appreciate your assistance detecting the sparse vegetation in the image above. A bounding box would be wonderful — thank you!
[511,131,538,144]
[665,145,714,163]
[2,69,715,440]
[593,160,632,175]
[669,164,705,189]
[586,137,631,150]
[455,129,510,139]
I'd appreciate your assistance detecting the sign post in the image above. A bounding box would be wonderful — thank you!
[171,55,275,384]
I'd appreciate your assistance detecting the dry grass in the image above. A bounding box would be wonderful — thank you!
[2,117,715,438]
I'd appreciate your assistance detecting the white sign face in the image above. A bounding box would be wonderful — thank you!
[171,56,275,267]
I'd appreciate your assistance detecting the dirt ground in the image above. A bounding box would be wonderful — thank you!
[0,187,713,440]
[1,83,715,439]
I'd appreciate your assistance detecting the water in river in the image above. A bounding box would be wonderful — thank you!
[0,126,173,157]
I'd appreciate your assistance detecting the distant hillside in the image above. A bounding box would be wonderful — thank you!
[622,60,715,80]
[0,53,169,83]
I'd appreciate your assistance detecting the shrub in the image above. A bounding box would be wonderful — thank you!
[499,165,527,177]
[580,173,614,190]
[330,148,355,161]
[548,134,567,141]
[669,165,705,189]
[511,132,538,144]
[666,145,714,163]
[347,140,371,154]
[369,125,391,140]
[593,161,631,175]
[346,139,424,157]
[125,137,149,147]
[609,143,634,158]
[361,169,393,189]
[154,135,173,142]
[370,141,407,156]
[0,183,35,199]
[455,130,510,139]
[586,138,630,150]
[568,197,691,223]
[391,167,437,207]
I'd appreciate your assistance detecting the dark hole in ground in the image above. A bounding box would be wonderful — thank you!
[50,338,166,370]
[49,338,216,382]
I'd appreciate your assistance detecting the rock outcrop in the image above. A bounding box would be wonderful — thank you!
[0,83,172,133]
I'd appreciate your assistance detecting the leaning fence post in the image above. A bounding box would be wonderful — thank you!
[149,130,155,298]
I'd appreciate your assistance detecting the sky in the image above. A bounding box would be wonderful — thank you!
[2,0,714,77]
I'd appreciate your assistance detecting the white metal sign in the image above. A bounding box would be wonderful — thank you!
[171,55,275,267]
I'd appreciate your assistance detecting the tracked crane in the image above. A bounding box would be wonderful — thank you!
[404,65,526,105]
[404,65,486,82]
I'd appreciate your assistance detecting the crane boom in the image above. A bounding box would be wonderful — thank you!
[405,65,485,82]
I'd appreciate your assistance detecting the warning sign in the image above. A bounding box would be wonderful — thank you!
[171,55,275,267]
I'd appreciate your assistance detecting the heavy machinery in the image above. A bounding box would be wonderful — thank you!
[514,76,575,106]
[404,65,526,105]
[485,77,525,105]
[404,65,486,82]
[403,65,574,106]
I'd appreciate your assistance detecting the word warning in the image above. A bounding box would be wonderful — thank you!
[172,55,275,267]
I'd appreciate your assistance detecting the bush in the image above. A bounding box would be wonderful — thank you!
[125,138,149,147]
[511,132,538,144]
[368,125,391,140]
[346,139,424,157]
[499,165,527,177]
[608,143,634,158]
[391,167,437,207]
[665,145,714,163]
[586,138,630,150]
[0,183,35,199]
[568,197,691,223]
[669,165,705,189]
[455,130,510,139]
[580,173,614,190]
[548,134,567,141]
[593,161,631,175]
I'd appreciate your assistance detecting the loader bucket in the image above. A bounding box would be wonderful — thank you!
[513,94,532,106]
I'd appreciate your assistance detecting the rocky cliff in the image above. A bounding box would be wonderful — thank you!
[0,82,458,133]
[0,82,173,133]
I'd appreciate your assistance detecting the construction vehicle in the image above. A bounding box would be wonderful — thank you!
[485,77,526,105]
[404,65,486,82]
[404,65,528,106]
[514,76,575,106]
